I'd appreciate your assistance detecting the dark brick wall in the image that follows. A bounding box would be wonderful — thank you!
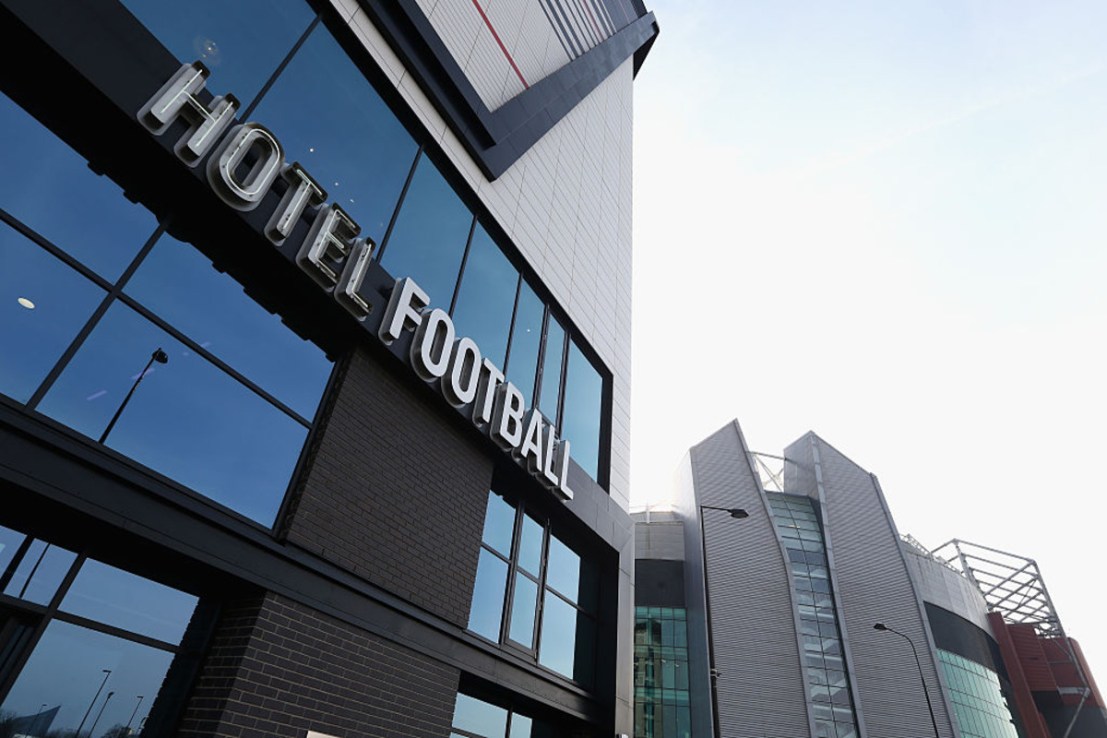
[285,346,493,626]
[177,592,460,738]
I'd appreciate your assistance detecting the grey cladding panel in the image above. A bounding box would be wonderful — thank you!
[801,435,957,738]
[691,422,810,738]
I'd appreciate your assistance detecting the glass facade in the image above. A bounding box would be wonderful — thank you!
[467,491,598,685]
[450,693,556,738]
[0,522,202,738]
[3,0,613,541]
[633,606,692,738]
[766,493,859,738]
[937,650,1020,738]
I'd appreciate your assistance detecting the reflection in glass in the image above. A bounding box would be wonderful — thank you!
[505,282,543,407]
[380,156,473,308]
[538,317,564,423]
[3,540,77,606]
[538,594,577,678]
[0,93,157,281]
[451,225,518,367]
[507,574,537,647]
[560,340,603,479]
[0,525,25,573]
[0,620,174,738]
[452,694,508,738]
[120,0,315,105]
[0,224,106,403]
[60,560,199,644]
[516,516,543,576]
[125,234,332,418]
[481,492,515,556]
[545,536,580,603]
[508,714,533,738]
[38,303,307,525]
[468,549,508,641]
[252,24,419,243]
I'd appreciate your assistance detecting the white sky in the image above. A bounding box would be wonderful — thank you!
[630,0,1107,689]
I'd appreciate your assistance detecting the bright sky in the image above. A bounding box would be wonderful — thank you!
[631,0,1107,691]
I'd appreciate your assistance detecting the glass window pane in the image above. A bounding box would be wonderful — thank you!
[538,594,577,678]
[0,525,27,574]
[560,340,603,479]
[59,559,199,644]
[0,620,175,737]
[451,225,518,368]
[482,491,515,555]
[121,0,315,105]
[467,549,508,641]
[380,156,472,308]
[251,24,419,243]
[38,302,307,526]
[545,535,580,603]
[508,574,538,647]
[538,318,564,422]
[452,693,508,738]
[0,224,106,403]
[516,515,544,576]
[0,94,157,281]
[504,281,543,406]
[124,234,332,418]
[509,714,533,738]
[3,540,77,605]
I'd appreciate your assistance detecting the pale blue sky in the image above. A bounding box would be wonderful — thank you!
[632,0,1107,686]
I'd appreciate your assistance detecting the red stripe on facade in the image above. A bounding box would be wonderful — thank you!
[469,0,529,89]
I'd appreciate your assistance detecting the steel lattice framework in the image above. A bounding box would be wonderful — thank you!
[929,539,1063,637]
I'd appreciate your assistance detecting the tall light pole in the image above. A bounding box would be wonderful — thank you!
[125,695,144,735]
[874,623,940,738]
[99,348,168,444]
[700,505,749,738]
[76,669,112,738]
[88,690,115,738]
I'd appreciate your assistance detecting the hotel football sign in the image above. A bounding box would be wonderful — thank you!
[139,62,575,500]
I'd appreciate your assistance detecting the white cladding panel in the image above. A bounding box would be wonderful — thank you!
[328,0,635,511]
[903,544,993,635]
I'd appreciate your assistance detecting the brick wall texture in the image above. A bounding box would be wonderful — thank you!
[286,346,493,627]
[177,591,460,738]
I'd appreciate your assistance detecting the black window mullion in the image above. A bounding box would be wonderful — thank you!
[0,535,34,592]
[0,552,85,704]
[113,292,311,427]
[554,327,570,433]
[0,208,115,293]
[500,274,524,377]
[51,610,182,654]
[374,146,423,264]
[238,14,324,120]
[26,222,168,410]
[448,215,479,316]
[532,308,551,412]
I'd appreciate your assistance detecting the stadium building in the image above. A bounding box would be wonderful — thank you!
[633,420,1105,738]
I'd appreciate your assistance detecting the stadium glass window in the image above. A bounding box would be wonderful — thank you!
[451,224,520,369]
[0,523,205,737]
[467,491,597,685]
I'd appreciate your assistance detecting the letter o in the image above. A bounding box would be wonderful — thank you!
[411,308,454,380]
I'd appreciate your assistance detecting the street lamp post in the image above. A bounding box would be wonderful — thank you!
[874,623,940,738]
[700,505,749,738]
[88,690,115,738]
[99,348,168,444]
[75,669,112,738]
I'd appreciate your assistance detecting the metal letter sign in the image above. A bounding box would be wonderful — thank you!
[139,62,574,500]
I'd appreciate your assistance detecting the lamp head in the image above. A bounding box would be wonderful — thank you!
[153,348,169,364]
[728,508,750,519]
[873,623,888,631]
